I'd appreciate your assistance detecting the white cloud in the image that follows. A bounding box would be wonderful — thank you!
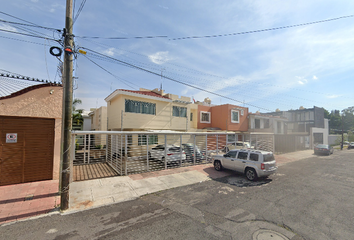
[148,51,171,65]
[0,24,17,32]
[296,76,308,85]
[103,48,115,56]
[326,95,341,99]
[313,75,318,80]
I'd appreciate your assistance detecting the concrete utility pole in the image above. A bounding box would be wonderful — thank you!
[61,0,74,211]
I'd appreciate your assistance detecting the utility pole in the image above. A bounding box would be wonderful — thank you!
[61,0,74,211]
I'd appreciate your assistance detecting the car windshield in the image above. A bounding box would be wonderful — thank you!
[169,147,181,152]
[316,144,328,148]
[263,153,275,162]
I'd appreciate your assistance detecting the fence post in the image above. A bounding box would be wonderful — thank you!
[180,135,182,166]
[164,135,167,170]
[193,134,196,165]
[125,134,128,176]
[105,134,108,163]
[83,134,86,164]
[205,134,208,162]
[88,134,91,164]
[147,134,149,172]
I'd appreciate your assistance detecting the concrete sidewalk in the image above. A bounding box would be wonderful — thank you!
[68,149,315,212]
[0,180,60,225]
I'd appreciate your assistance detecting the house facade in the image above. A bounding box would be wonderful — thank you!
[0,84,62,186]
[248,112,287,134]
[267,106,328,149]
[105,88,196,131]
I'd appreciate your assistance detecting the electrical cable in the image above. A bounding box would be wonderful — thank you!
[79,37,353,100]
[0,28,58,41]
[0,34,51,46]
[73,0,87,25]
[80,47,271,111]
[83,54,139,90]
[0,19,61,32]
[170,14,354,40]
[76,35,168,40]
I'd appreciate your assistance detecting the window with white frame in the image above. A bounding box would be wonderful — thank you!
[200,111,211,123]
[231,110,239,123]
[172,106,187,117]
[125,99,156,115]
[138,135,158,146]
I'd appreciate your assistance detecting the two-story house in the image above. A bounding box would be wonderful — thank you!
[248,112,287,134]
[267,106,329,149]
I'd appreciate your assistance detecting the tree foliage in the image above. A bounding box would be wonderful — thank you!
[72,98,83,126]
[326,107,354,133]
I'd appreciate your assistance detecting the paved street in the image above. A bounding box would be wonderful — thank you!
[1,150,354,239]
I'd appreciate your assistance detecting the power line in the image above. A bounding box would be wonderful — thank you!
[76,35,168,40]
[0,34,52,46]
[0,28,58,41]
[0,19,61,32]
[73,0,87,25]
[80,47,271,111]
[170,14,354,40]
[83,54,139,90]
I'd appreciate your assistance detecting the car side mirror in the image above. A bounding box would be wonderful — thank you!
[224,154,229,158]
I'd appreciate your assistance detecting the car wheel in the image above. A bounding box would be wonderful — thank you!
[245,168,257,181]
[214,161,222,171]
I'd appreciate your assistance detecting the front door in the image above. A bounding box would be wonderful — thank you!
[0,131,24,186]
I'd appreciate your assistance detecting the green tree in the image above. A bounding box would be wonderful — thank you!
[72,98,83,128]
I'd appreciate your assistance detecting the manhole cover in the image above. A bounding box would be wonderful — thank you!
[253,229,289,240]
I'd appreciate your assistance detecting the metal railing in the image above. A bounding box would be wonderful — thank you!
[71,131,274,176]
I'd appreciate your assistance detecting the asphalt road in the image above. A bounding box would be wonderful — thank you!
[1,150,354,240]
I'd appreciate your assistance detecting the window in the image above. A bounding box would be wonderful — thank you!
[228,151,237,158]
[125,99,156,115]
[127,135,132,145]
[237,152,248,160]
[138,135,158,145]
[200,111,211,123]
[173,106,187,117]
[255,119,260,129]
[264,119,270,128]
[190,113,193,121]
[227,134,236,143]
[231,110,239,123]
[249,153,259,161]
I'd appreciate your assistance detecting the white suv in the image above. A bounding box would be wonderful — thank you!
[212,149,277,181]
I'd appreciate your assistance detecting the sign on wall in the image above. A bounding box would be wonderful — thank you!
[6,133,17,143]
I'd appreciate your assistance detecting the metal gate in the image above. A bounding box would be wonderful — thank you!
[72,131,274,177]
[0,116,54,186]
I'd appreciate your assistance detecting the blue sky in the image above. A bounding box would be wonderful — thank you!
[1,0,353,113]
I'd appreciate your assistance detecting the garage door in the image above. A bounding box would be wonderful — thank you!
[0,116,55,186]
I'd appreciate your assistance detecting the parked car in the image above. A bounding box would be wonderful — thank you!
[149,144,186,164]
[182,143,204,162]
[223,141,252,152]
[348,142,354,150]
[314,144,334,155]
[212,149,277,181]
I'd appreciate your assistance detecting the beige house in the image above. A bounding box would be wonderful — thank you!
[0,84,62,186]
[88,106,107,147]
[105,88,196,131]
[104,88,197,156]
